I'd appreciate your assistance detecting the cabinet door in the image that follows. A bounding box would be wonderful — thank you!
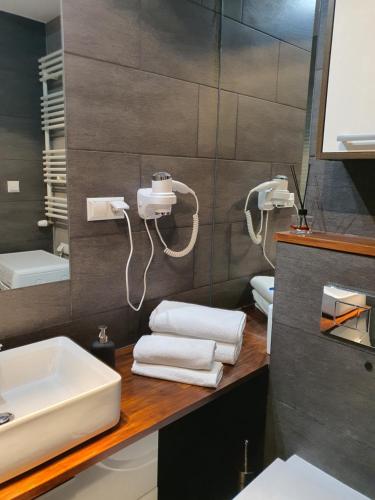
[41,432,158,500]
[158,373,268,500]
[318,0,375,158]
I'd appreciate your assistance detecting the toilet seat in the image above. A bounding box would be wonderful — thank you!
[233,456,369,500]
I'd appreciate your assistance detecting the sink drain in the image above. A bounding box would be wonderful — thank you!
[0,412,14,425]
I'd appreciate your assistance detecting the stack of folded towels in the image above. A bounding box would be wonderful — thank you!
[131,300,246,388]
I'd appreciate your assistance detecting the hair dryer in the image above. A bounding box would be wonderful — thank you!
[244,175,294,268]
[137,172,177,219]
[122,172,199,311]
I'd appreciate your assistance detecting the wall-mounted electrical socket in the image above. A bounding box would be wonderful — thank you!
[87,197,125,221]
[7,180,20,193]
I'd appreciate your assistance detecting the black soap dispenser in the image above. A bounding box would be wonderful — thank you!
[91,325,116,368]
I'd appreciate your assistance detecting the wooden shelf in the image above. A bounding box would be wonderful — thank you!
[320,306,368,333]
[0,312,268,500]
[275,231,375,257]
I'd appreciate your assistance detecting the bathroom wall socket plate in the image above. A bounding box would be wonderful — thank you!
[87,197,125,221]
[7,180,20,193]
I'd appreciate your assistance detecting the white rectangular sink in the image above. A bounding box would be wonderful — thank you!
[0,337,121,484]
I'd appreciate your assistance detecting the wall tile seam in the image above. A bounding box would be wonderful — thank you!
[227,221,233,279]
[220,84,309,112]
[66,147,300,165]
[68,226,214,242]
[67,149,220,164]
[271,396,375,453]
[275,41,281,105]
[71,304,134,323]
[63,51,308,112]
[0,199,46,204]
[68,222,216,242]
[0,155,43,162]
[274,398,375,453]
[66,146,218,160]
[2,312,72,341]
[72,278,248,314]
[196,84,201,157]
[0,112,41,121]
[0,305,134,340]
[240,0,245,23]
[67,276,73,318]
[269,396,298,414]
[233,93,239,159]
[67,149,141,160]
[221,14,312,54]
[63,50,216,92]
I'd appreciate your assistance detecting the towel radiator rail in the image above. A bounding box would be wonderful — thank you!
[38,50,67,227]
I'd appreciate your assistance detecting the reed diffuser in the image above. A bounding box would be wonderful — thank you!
[289,165,313,234]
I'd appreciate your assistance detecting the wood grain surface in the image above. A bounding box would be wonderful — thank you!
[275,231,375,257]
[0,310,268,500]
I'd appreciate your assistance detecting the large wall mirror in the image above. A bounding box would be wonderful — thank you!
[0,0,69,291]
[0,0,324,344]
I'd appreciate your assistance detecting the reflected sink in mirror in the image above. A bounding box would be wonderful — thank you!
[0,337,121,483]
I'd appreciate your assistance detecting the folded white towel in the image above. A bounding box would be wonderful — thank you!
[131,360,224,388]
[214,339,242,365]
[133,335,216,370]
[149,300,246,344]
[153,333,242,366]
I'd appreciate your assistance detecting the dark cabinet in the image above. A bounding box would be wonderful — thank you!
[158,370,268,500]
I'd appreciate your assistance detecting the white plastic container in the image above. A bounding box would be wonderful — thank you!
[42,432,158,499]
[0,250,69,288]
[322,286,366,317]
[234,455,369,499]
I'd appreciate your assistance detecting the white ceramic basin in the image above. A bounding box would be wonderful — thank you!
[0,337,121,484]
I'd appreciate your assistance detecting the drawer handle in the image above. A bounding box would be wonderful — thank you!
[337,134,375,145]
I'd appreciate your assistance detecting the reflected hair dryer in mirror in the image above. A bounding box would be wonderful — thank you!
[244,175,295,268]
[113,172,199,311]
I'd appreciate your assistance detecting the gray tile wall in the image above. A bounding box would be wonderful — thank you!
[62,0,218,347]
[0,13,52,254]
[46,16,62,53]
[62,0,313,344]
[269,4,375,493]
[211,0,314,307]
[305,0,375,237]
[269,243,375,497]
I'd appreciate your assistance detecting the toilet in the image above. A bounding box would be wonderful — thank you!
[234,455,369,499]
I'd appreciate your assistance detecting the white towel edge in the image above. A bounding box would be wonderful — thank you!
[131,360,224,389]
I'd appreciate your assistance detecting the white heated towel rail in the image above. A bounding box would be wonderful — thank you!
[38,49,67,226]
[44,196,68,221]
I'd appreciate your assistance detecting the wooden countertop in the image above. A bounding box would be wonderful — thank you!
[275,231,375,257]
[0,311,268,500]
